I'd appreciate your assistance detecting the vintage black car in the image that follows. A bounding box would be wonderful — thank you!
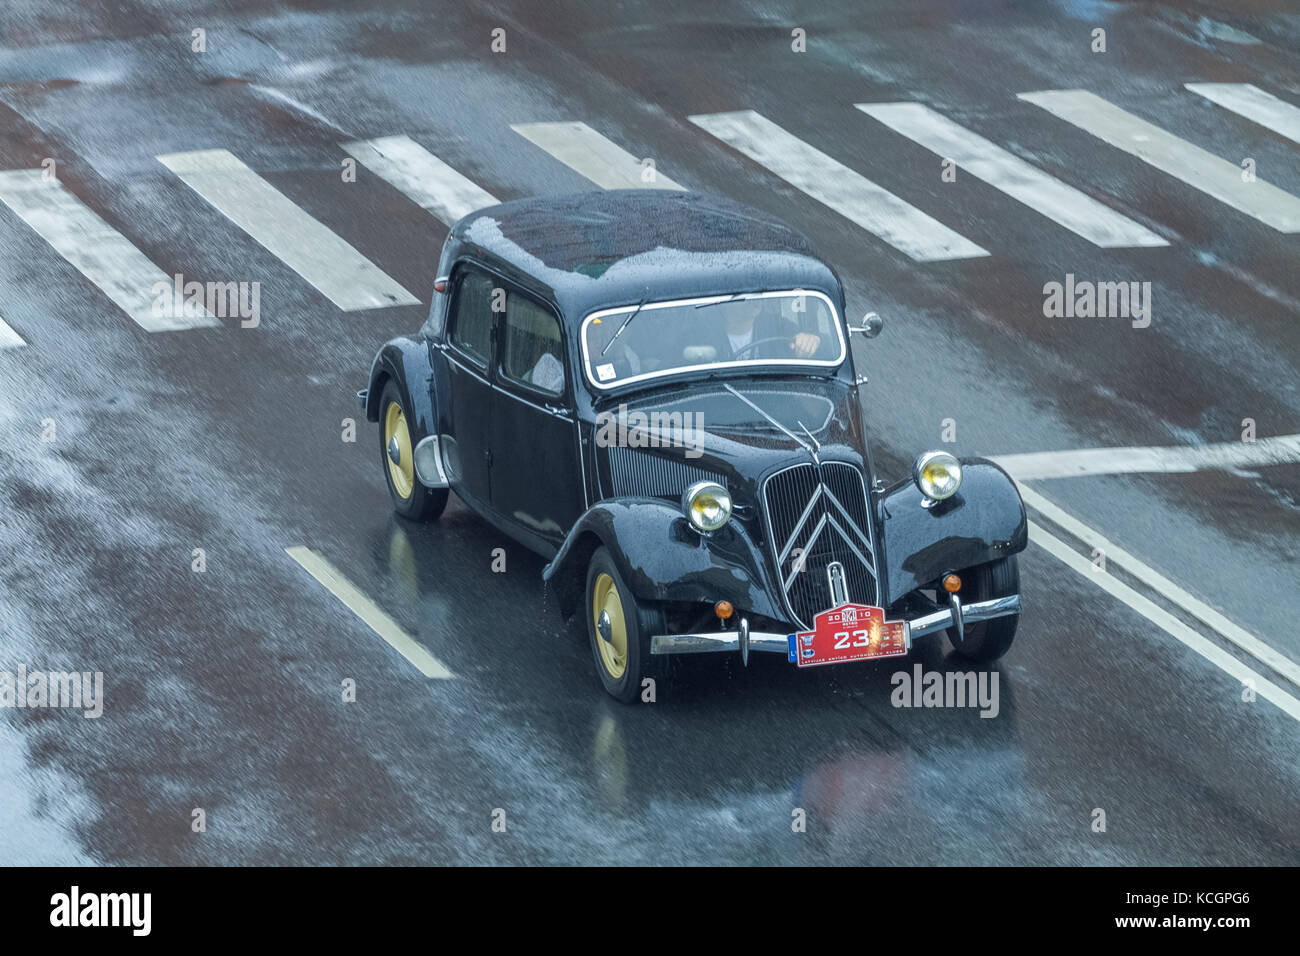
[359,190,1026,702]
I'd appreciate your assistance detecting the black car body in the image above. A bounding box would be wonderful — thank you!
[360,190,1027,701]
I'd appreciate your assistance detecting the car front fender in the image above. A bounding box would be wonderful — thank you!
[363,336,435,437]
[542,498,788,622]
[879,458,1027,606]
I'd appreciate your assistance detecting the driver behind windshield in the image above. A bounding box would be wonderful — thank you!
[711,296,823,360]
[585,293,832,385]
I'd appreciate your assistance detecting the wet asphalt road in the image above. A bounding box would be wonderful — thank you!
[0,0,1297,865]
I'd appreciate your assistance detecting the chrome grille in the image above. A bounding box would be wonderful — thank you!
[763,461,878,628]
[606,447,726,500]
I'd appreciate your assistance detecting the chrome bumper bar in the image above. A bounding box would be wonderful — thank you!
[649,594,1021,664]
[907,593,1021,641]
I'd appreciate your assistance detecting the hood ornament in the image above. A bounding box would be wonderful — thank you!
[827,561,849,607]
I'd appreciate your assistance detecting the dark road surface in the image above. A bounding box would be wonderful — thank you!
[0,0,1297,865]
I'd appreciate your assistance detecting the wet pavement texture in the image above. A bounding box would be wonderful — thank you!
[0,0,1297,864]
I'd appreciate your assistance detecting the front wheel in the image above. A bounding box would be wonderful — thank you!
[946,555,1019,662]
[585,547,665,703]
[379,380,448,522]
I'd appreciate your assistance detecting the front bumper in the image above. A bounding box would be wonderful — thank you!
[649,594,1021,665]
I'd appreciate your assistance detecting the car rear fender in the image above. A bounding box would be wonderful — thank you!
[364,336,436,437]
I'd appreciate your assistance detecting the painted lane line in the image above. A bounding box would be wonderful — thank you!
[994,433,1300,480]
[0,316,24,348]
[249,85,354,139]
[511,121,686,191]
[1029,522,1300,721]
[156,149,419,311]
[0,171,219,332]
[688,109,988,262]
[1018,483,1300,688]
[285,546,453,679]
[341,135,499,225]
[855,102,1167,248]
[1185,82,1300,145]
[1018,90,1300,232]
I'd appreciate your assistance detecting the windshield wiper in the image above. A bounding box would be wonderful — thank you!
[693,289,769,310]
[721,383,814,455]
[601,298,646,355]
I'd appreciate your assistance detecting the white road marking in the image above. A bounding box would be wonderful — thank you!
[285,546,453,679]
[249,84,354,139]
[1018,90,1300,231]
[854,102,1168,248]
[0,316,24,348]
[156,149,419,311]
[688,109,989,262]
[0,170,219,332]
[1019,483,1300,688]
[1185,82,1300,145]
[341,135,499,225]
[1029,521,1300,721]
[994,433,1300,480]
[511,121,686,191]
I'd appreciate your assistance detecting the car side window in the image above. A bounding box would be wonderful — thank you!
[501,293,565,397]
[449,270,495,366]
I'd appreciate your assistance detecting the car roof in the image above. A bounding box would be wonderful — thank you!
[447,190,843,321]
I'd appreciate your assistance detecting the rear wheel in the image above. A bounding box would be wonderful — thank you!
[379,380,448,522]
[946,555,1019,662]
[585,547,665,703]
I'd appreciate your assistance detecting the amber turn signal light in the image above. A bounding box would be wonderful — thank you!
[942,574,962,593]
[715,601,734,620]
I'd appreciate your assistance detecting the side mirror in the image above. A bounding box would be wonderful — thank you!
[849,311,883,338]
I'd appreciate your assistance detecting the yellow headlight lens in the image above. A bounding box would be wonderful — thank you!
[913,451,963,501]
[682,481,732,532]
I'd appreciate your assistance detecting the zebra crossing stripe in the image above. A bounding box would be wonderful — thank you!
[1185,83,1300,145]
[342,135,499,225]
[0,315,24,348]
[855,102,1167,248]
[1019,90,1300,232]
[157,149,419,311]
[511,121,685,191]
[0,170,219,332]
[689,109,988,261]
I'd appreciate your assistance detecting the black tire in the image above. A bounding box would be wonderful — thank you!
[378,380,448,522]
[947,555,1019,662]
[585,546,666,703]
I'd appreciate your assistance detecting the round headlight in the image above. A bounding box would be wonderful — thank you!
[682,480,732,533]
[913,451,963,502]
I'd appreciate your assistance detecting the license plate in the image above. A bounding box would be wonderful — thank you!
[788,603,909,668]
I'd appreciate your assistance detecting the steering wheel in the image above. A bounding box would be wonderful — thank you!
[730,336,794,359]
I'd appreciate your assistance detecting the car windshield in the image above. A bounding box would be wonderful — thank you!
[580,290,845,390]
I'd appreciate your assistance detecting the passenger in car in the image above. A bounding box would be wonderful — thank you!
[528,349,564,393]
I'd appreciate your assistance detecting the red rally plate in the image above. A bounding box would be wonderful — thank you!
[788,603,909,668]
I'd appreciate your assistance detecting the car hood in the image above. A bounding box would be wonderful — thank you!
[592,377,870,503]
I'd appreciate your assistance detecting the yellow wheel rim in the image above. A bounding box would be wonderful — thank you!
[383,401,415,500]
[592,572,629,680]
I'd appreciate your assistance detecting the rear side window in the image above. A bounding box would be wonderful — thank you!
[449,271,495,365]
[502,293,565,396]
